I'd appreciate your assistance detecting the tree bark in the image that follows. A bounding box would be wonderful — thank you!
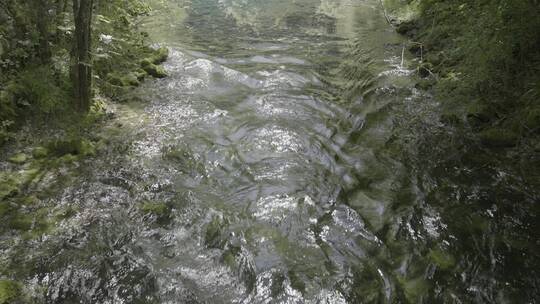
[71,0,93,113]
[36,0,52,63]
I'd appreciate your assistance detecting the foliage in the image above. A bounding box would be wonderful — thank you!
[404,0,540,136]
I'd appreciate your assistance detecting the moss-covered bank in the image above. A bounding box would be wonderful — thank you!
[388,0,540,149]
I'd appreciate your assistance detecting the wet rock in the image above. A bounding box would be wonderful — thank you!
[139,201,171,225]
[150,47,169,64]
[418,62,433,78]
[204,216,225,249]
[400,276,429,303]
[396,20,419,36]
[141,60,167,78]
[0,172,23,200]
[466,102,494,127]
[47,138,96,157]
[415,78,435,90]
[0,280,23,304]
[8,153,28,165]
[524,107,540,131]
[31,147,48,159]
[428,248,456,270]
[478,128,519,148]
[108,73,140,87]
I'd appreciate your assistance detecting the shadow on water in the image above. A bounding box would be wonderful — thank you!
[1,0,538,303]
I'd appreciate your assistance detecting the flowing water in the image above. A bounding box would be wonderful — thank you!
[2,0,539,303]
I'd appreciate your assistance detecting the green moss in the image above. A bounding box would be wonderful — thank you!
[204,216,224,248]
[31,147,48,159]
[139,202,171,225]
[398,276,429,303]
[141,62,167,78]
[47,138,96,157]
[0,202,14,218]
[524,108,540,131]
[8,153,28,165]
[108,73,140,87]
[478,128,519,148]
[150,47,169,64]
[428,248,456,270]
[9,214,32,231]
[288,270,306,294]
[0,173,22,200]
[0,280,22,304]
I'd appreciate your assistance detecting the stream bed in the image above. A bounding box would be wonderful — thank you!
[1,0,538,303]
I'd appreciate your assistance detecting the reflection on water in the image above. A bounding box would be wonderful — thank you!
[2,0,538,303]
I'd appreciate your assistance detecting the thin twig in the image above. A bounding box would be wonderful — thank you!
[378,0,393,26]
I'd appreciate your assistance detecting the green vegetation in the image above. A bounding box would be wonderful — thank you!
[0,280,23,304]
[0,0,169,146]
[390,0,540,149]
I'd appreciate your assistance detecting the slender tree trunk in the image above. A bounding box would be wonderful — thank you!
[36,0,52,63]
[71,0,93,113]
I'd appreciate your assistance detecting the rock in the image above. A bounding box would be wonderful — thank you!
[428,248,456,270]
[415,78,435,90]
[525,108,540,131]
[141,61,167,78]
[32,147,48,159]
[478,128,519,148]
[139,202,171,225]
[47,138,96,157]
[8,153,28,165]
[108,73,140,87]
[135,69,147,81]
[150,47,169,64]
[0,280,23,304]
[418,62,433,78]
[466,103,493,126]
[396,20,418,36]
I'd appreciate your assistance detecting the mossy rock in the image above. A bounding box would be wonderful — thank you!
[466,102,493,125]
[139,202,171,225]
[478,128,519,148]
[8,214,33,231]
[0,172,24,200]
[205,216,225,249]
[415,78,435,90]
[140,202,168,215]
[428,248,456,270]
[8,153,28,165]
[398,276,429,303]
[524,108,540,131]
[108,73,140,87]
[32,147,48,159]
[150,47,169,64]
[135,69,147,81]
[396,20,418,35]
[47,138,96,157]
[0,280,23,304]
[418,62,433,78]
[141,62,167,78]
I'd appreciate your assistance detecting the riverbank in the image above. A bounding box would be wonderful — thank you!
[384,0,540,301]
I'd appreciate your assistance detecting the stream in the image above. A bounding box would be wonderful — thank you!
[1,0,538,303]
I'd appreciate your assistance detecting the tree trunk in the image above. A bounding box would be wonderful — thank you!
[36,0,52,63]
[71,0,93,113]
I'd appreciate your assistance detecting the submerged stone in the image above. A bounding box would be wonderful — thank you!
[428,248,456,270]
[0,280,22,304]
[8,153,28,165]
[151,47,169,64]
[108,73,140,87]
[479,128,518,148]
[141,61,167,78]
[47,138,96,157]
[32,147,48,159]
